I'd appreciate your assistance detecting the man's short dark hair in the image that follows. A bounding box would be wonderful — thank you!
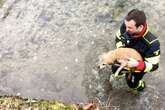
[125,9,146,27]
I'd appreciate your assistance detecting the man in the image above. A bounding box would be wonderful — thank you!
[112,9,160,91]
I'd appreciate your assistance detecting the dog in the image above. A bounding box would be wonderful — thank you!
[99,48,143,77]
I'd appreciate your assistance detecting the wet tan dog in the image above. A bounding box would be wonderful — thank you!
[99,48,143,77]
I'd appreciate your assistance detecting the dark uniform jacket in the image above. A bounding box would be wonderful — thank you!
[115,23,160,73]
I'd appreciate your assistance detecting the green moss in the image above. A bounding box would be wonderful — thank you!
[0,96,103,110]
[0,0,4,8]
[111,0,127,21]
[115,0,125,8]
[0,96,77,110]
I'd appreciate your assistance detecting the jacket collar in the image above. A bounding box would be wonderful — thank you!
[132,23,147,39]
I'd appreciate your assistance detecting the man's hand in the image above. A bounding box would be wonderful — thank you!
[127,58,139,68]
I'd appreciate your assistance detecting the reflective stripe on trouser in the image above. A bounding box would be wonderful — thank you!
[135,80,145,90]
[111,64,145,90]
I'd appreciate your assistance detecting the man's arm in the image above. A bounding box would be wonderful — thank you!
[143,42,160,72]
[115,23,126,48]
[128,41,161,73]
[115,30,125,48]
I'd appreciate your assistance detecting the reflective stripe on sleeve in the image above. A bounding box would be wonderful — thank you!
[144,61,153,72]
[116,41,123,48]
[144,55,160,64]
[116,30,121,39]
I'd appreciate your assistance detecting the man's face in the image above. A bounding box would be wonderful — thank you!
[124,20,142,35]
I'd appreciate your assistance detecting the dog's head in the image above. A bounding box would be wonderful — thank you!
[98,51,115,69]
[97,53,105,69]
[99,51,115,65]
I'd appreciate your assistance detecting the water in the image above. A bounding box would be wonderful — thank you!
[0,0,165,109]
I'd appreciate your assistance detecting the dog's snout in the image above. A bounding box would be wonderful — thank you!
[98,63,106,69]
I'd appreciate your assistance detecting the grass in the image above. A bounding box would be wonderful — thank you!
[0,95,102,110]
[0,96,75,110]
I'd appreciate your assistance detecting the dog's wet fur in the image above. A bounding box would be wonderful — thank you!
[99,48,143,75]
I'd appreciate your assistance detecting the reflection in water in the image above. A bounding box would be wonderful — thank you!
[0,0,165,109]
